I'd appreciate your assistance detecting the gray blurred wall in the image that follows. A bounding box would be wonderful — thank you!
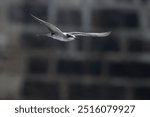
[0,0,150,99]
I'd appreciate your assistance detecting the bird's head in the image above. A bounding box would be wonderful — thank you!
[65,33,75,40]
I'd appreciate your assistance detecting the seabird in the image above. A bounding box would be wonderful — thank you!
[31,14,111,42]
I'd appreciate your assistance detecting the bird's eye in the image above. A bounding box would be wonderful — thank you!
[66,34,73,38]
[51,32,55,36]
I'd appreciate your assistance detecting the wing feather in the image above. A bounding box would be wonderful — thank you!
[31,14,63,35]
[68,32,111,37]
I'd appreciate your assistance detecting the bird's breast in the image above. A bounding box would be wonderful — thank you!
[53,35,74,42]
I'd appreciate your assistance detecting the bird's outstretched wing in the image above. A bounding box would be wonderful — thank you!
[68,32,111,37]
[31,14,64,35]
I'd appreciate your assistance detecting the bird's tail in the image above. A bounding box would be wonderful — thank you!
[36,33,50,37]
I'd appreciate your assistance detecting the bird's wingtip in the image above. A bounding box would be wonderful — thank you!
[108,31,112,34]
[30,14,36,18]
[30,13,33,17]
[105,31,112,36]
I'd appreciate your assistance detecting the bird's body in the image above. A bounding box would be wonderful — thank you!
[43,32,75,42]
[31,15,111,42]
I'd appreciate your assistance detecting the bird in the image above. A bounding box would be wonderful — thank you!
[31,14,111,42]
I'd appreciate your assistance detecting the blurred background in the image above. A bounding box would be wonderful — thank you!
[0,0,150,99]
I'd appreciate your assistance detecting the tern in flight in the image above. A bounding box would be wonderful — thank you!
[31,15,111,42]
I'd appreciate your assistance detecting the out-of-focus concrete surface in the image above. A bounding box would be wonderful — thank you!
[0,0,150,99]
